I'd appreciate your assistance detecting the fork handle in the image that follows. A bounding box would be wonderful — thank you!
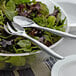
[31,24,76,39]
[23,34,64,60]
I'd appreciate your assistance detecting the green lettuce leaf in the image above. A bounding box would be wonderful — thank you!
[47,16,56,28]
[6,0,15,11]
[6,56,26,66]
[33,15,48,27]
[17,40,32,52]
[17,40,31,48]
[39,2,49,16]
[4,9,16,21]
[0,10,4,25]
[0,1,17,21]
[13,0,30,4]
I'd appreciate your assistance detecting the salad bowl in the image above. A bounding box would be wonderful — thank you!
[0,0,69,70]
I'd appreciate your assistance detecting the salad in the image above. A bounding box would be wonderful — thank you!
[0,0,66,54]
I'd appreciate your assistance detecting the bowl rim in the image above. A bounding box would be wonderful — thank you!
[0,0,70,56]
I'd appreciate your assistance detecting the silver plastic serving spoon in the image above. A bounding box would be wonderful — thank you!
[4,22,63,59]
[13,16,76,39]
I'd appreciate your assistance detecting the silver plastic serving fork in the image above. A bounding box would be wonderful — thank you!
[4,22,63,59]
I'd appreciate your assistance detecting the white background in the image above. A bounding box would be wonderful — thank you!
[52,0,76,57]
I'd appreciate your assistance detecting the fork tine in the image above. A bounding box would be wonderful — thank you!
[4,25,12,34]
[7,22,16,34]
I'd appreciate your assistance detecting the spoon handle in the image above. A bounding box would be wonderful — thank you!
[23,34,63,60]
[32,24,76,39]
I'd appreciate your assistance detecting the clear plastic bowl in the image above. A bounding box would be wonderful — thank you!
[0,0,69,70]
